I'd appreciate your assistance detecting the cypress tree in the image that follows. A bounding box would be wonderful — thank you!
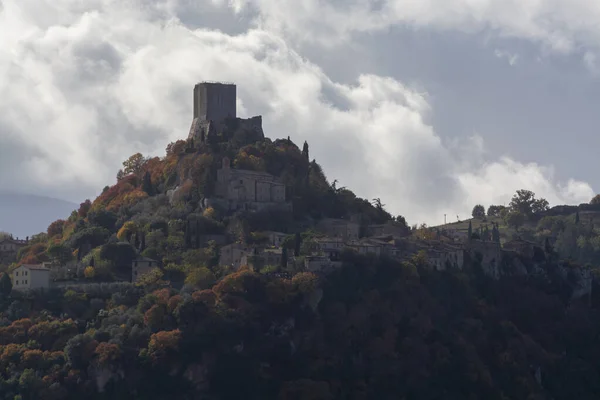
[142,171,154,196]
[195,219,201,248]
[281,247,288,270]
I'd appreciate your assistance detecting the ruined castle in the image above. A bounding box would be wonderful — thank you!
[188,82,264,144]
[188,82,290,212]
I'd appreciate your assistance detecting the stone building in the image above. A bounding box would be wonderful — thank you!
[211,157,289,211]
[0,237,28,264]
[187,82,265,145]
[193,82,236,122]
[316,218,360,241]
[241,248,285,271]
[503,238,538,259]
[468,239,502,278]
[365,221,410,238]
[132,257,159,283]
[219,243,253,270]
[12,264,50,291]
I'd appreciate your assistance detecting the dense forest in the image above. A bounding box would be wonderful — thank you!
[1,121,600,399]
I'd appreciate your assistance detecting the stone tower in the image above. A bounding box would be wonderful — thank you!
[193,82,236,121]
[188,82,264,145]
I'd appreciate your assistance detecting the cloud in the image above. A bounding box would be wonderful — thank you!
[226,0,600,55]
[0,0,595,227]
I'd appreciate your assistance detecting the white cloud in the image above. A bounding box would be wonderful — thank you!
[0,0,595,226]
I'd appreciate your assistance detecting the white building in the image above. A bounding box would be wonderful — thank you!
[12,264,51,291]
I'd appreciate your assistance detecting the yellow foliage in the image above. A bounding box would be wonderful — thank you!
[202,207,215,219]
[117,221,137,241]
[84,266,95,279]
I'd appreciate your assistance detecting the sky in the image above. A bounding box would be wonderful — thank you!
[1,0,599,227]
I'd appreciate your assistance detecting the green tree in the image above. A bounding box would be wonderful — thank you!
[505,211,526,231]
[472,204,485,218]
[509,189,549,216]
[591,194,600,205]
[302,141,309,161]
[46,243,73,266]
[142,171,154,196]
[487,204,505,217]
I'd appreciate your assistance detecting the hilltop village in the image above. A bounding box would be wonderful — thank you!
[2,82,600,399]
[2,82,596,302]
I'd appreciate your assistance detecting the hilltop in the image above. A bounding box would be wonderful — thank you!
[1,84,600,399]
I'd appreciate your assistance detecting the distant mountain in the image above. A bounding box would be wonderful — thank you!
[0,191,77,238]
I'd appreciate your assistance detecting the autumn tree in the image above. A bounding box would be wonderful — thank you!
[147,329,182,363]
[472,204,485,219]
[122,152,146,176]
[78,199,92,218]
[47,219,66,237]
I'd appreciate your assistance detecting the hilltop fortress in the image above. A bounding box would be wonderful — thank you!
[186,81,290,212]
[188,82,264,145]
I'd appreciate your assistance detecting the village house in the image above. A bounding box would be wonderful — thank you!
[365,221,410,238]
[346,239,384,256]
[241,247,286,271]
[210,157,290,212]
[263,231,289,247]
[12,264,50,291]
[314,237,345,251]
[304,255,342,273]
[132,256,159,283]
[503,238,539,259]
[316,218,360,241]
[219,242,253,270]
[0,237,28,264]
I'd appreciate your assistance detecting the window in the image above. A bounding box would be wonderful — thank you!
[25,280,27,284]
[15,272,18,276]
[25,271,28,276]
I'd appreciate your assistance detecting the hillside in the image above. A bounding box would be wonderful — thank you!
[1,114,600,399]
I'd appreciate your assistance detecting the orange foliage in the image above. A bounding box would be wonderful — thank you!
[0,343,24,366]
[147,329,182,362]
[143,157,165,184]
[212,269,259,298]
[47,219,66,237]
[95,342,121,365]
[0,318,33,344]
[20,254,40,264]
[291,272,319,294]
[22,349,43,368]
[192,289,216,306]
[144,304,167,330]
[78,199,92,218]
[167,294,183,313]
[152,288,171,305]
[92,174,140,211]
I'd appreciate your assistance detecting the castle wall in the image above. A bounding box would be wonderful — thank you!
[193,82,236,121]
